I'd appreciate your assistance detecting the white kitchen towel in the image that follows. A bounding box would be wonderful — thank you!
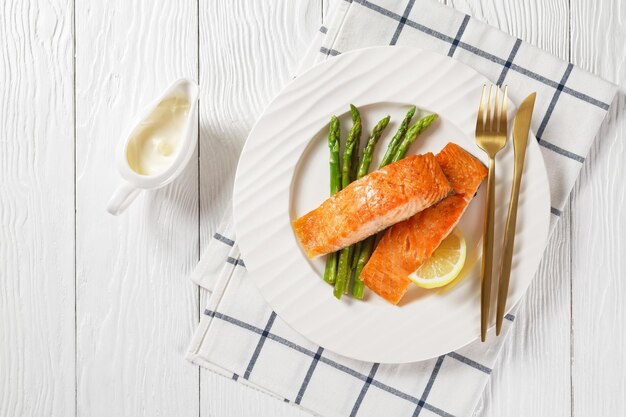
[187,1,618,416]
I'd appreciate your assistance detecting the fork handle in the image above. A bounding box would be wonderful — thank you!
[481,157,496,342]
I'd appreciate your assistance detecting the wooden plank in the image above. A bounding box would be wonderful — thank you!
[198,1,320,416]
[323,0,339,20]
[198,0,322,240]
[570,1,626,415]
[0,1,75,416]
[74,0,199,416]
[448,1,572,416]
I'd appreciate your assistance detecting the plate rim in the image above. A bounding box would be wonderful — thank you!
[233,45,551,363]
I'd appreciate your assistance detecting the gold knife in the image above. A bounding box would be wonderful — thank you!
[495,92,536,335]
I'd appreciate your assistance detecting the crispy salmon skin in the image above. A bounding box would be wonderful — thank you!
[292,153,453,259]
[361,143,488,304]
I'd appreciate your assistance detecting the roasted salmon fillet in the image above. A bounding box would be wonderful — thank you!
[361,143,488,304]
[292,153,453,259]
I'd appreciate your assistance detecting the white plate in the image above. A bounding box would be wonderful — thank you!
[233,46,550,363]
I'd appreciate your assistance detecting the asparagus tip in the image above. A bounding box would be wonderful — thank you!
[349,104,360,121]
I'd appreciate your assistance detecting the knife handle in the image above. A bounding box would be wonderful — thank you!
[495,153,525,335]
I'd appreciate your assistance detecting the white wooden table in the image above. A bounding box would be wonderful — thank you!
[2,0,624,416]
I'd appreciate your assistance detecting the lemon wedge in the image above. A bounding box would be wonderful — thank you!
[408,228,467,289]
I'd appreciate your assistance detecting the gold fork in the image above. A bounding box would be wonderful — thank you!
[475,84,508,342]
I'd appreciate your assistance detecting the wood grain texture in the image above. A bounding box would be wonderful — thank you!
[448,2,573,417]
[197,1,320,416]
[198,0,322,242]
[570,1,626,415]
[74,0,199,416]
[3,1,622,416]
[0,1,75,416]
[323,0,340,20]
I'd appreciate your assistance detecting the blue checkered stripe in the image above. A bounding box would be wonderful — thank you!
[191,2,616,416]
[206,232,514,417]
[318,0,615,221]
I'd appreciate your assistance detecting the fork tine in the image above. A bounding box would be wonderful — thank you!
[476,85,486,134]
[500,85,508,134]
[485,85,493,132]
[491,85,500,132]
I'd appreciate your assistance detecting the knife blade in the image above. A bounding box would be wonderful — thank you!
[495,92,536,335]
